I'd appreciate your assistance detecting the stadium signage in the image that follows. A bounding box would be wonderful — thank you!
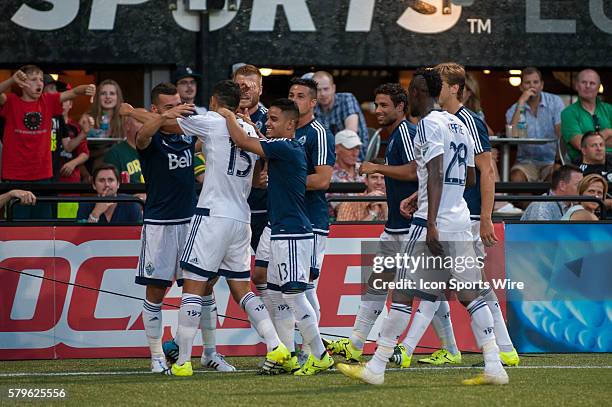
[0,225,500,359]
[8,0,612,34]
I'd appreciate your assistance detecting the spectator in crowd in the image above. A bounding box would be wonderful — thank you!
[312,71,369,158]
[104,116,144,184]
[0,189,36,210]
[505,67,565,182]
[77,164,142,224]
[463,72,494,136]
[0,65,95,219]
[173,66,207,114]
[574,130,612,181]
[328,129,365,218]
[520,165,583,220]
[336,159,387,222]
[561,69,612,161]
[87,79,124,139]
[561,173,608,221]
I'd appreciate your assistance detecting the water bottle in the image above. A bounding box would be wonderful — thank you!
[517,106,528,138]
[100,114,110,137]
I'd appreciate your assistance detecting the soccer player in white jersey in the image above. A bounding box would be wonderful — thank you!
[121,83,233,372]
[141,80,289,376]
[219,98,334,376]
[337,68,509,386]
[412,63,518,367]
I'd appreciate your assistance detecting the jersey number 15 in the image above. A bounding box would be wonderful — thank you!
[227,140,253,177]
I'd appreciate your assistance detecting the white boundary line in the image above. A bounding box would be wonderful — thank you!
[1,365,611,378]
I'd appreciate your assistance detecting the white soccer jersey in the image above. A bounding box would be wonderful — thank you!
[413,110,474,232]
[177,112,258,223]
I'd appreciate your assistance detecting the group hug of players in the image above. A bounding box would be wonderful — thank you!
[125,62,517,385]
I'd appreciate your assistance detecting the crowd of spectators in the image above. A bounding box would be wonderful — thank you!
[0,64,610,222]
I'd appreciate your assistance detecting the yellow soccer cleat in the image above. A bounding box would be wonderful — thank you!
[293,352,334,376]
[281,356,300,374]
[336,363,384,385]
[260,343,291,375]
[418,349,462,365]
[322,338,362,362]
[462,370,509,385]
[499,349,520,367]
[390,344,412,368]
[166,361,193,377]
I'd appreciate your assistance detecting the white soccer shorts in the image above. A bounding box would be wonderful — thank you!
[267,236,314,293]
[180,209,252,281]
[254,225,271,269]
[135,223,189,287]
[309,233,327,280]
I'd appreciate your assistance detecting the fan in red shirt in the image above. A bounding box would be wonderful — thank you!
[0,65,95,219]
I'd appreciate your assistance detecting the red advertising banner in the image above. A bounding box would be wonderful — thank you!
[0,224,506,360]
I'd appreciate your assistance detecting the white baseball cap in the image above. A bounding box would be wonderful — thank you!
[335,129,362,149]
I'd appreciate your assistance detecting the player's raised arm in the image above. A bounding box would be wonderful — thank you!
[360,161,417,181]
[218,107,265,157]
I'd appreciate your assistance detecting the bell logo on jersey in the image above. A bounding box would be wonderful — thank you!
[168,150,193,170]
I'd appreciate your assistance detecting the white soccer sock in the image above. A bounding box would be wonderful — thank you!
[256,283,275,319]
[142,300,163,359]
[283,292,326,358]
[482,289,514,352]
[350,291,386,350]
[467,298,503,374]
[367,303,412,375]
[176,294,203,366]
[305,283,321,322]
[239,292,281,352]
[432,300,460,355]
[401,299,437,355]
[268,289,296,353]
[200,294,217,357]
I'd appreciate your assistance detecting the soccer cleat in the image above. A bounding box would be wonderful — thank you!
[336,363,384,385]
[281,356,300,374]
[462,370,509,385]
[390,344,412,368]
[323,338,362,362]
[499,348,520,367]
[164,361,193,377]
[418,349,462,365]
[162,339,179,364]
[259,343,291,375]
[202,352,236,372]
[151,356,169,373]
[293,352,334,376]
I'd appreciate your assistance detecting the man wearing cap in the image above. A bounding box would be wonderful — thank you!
[328,129,365,218]
[173,66,207,115]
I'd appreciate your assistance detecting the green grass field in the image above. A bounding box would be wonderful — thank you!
[1,354,611,406]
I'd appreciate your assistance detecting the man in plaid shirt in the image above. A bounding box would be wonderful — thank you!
[313,71,369,159]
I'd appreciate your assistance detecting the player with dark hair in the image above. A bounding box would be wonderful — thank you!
[218,97,334,375]
[338,68,508,386]
[325,82,418,363]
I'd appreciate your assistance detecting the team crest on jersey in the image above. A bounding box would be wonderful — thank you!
[145,262,155,276]
[181,135,193,144]
[23,111,42,130]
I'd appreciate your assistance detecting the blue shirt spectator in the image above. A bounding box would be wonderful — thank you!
[313,71,369,159]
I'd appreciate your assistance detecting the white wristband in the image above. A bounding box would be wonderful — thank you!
[88,214,99,222]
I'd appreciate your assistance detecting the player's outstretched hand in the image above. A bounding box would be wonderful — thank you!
[217,107,235,119]
[359,161,379,175]
[162,104,196,119]
[119,103,135,116]
[480,218,499,247]
[399,192,418,219]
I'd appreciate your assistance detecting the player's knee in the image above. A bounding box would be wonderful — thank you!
[182,278,207,296]
[228,280,250,303]
[145,284,166,303]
